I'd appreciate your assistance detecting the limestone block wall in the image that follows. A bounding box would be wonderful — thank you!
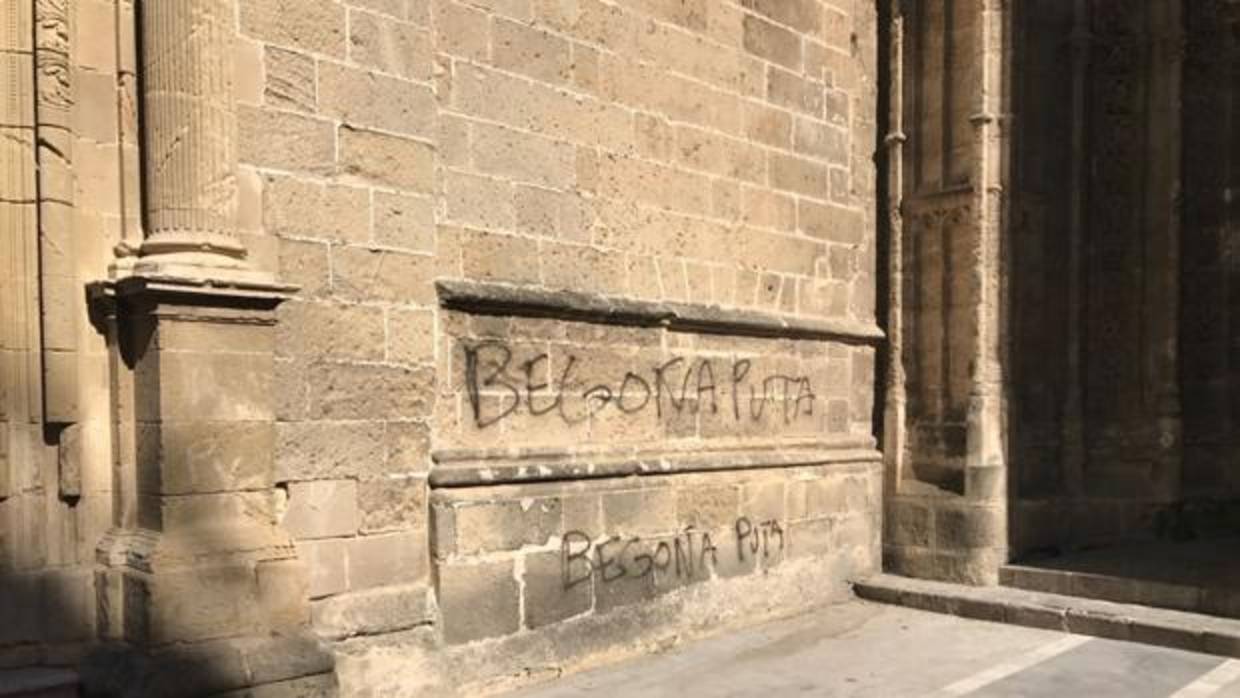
[2,0,881,692]
[432,462,879,639]
[230,0,881,690]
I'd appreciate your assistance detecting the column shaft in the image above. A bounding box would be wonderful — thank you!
[137,0,245,261]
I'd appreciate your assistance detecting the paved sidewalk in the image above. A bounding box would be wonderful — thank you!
[510,602,1240,697]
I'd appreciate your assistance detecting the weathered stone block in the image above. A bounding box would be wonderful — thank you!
[277,301,386,362]
[444,170,516,231]
[446,497,562,556]
[239,106,335,174]
[276,421,386,481]
[676,485,739,529]
[264,47,317,113]
[283,479,359,540]
[884,499,932,547]
[514,186,590,242]
[263,175,369,244]
[311,584,431,640]
[241,0,346,57]
[522,550,592,629]
[385,421,432,474]
[744,103,792,148]
[594,568,656,614]
[934,506,1003,550]
[349,9,433,82]
[461,230,540,284]
[740,0,820,34]
[473,122,576,189]
[374,191,435,252]
[146,564,265,644]
[42,570,94,643]
[153,421,275,495]
[295,538,348,599]
[142,352,274,422]
[256,559,311,630]
[770,153,828,199]
[278,238,331,299]
[541,241,629,295]
[493,17,572,85]
[157,492,280,533]
[338,126,434,192]
[600,489,676,538]
[357,476,426,533]
[743,15,801,70]
[788,517,833,559]
[740,481,786,523]
[768,66,823,117]
[319,61,435,137]
[794,117,849,164]
[437,560,520,644]
[331,247,437,305]
[347,531,427,590]
[799,199,863,243]
[435,0,490,62]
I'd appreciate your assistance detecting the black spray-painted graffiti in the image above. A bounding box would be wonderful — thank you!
[561,517,786,590]
[463,340,817,428]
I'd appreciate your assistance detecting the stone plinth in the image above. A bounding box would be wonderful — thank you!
[86,275,335,697]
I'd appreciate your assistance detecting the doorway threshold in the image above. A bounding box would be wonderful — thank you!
[853,572,1240,658]
[1002,537,1240,620]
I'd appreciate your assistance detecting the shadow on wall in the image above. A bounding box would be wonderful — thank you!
[0,303,336,697]
[0,508,336,697]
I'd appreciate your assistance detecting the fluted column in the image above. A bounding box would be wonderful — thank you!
[129,0,258,277]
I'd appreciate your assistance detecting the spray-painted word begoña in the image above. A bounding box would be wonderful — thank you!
[561,517,786,590]
[462,340,818,428]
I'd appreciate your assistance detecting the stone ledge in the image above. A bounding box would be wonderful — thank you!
[436,279,885,344]
[311,585,433,641]
[1001,564,1240,620]
[430,440,881,488]
[853,573,1240,658]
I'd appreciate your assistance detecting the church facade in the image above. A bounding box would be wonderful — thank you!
[1,0,1237,695]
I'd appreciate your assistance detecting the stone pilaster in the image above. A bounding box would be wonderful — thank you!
[0,0,37,502]
[88,280,333,697]
[883,0,1011,586]
[958,0,1011,583]
[89,1,334,695]
[33,0,80,425]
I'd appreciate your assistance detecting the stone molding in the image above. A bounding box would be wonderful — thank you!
[437,279,885,345]
[431,437,880,487]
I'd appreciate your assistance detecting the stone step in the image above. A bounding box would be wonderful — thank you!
[852,573,1240,658]
[0,669,79,698]
[1000,564,1240,620]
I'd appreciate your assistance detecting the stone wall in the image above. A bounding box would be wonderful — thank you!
[234,0,882,689]
[236,0,882,691]
[1,0,884,693]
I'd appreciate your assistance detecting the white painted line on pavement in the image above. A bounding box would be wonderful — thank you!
[928,634,1093,697]
[1169,659,1240,698]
